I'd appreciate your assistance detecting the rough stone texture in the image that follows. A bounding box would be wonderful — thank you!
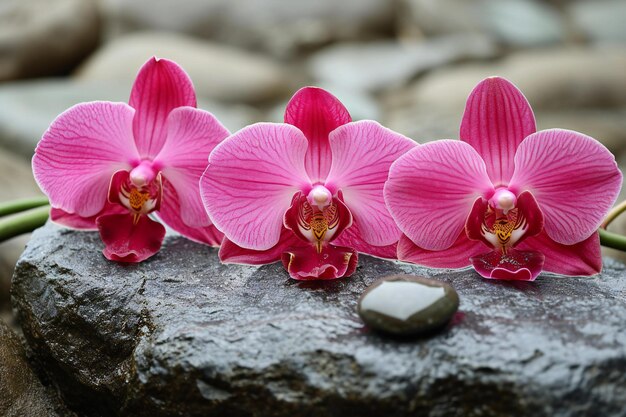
[0,319,64,416]
[12,222,626,417]
[0,0,100,81]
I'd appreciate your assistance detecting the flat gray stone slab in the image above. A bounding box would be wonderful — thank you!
[12,223,626,417]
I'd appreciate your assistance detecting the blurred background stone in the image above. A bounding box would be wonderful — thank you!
[75,32,291,103]
[0,0,100,81]
[99,0,395,57]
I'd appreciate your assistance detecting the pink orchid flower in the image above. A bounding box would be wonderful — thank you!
[385,77,622,281]
[200,87,415,280]
[33,57,229,262]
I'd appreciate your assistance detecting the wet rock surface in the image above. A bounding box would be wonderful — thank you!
[12,223,626,417]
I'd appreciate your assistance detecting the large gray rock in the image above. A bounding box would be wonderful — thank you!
[0,0,100,81]
[12,222,626,417]
[0,319,64,416]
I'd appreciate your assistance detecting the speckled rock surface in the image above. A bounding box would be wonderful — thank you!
[12,223,626,417]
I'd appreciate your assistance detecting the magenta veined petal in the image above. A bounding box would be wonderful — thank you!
[219,229,302,265]
[97,213,166,263]
[384,140,495,251]
[470,249,544,281]
[398,232,485,268]
[33,102,138,218]
[517,231,602,276]
[460,77,536,186]
[158,178,223,246]
[284,86,351,183]
[510,129,623,245]
[50,204,127,230]
[200,123,312,251]
[281,244,357,280]
[326,120,416,247]
[333,223,398,259]
[154,107,230,229]
[129,57,197,159]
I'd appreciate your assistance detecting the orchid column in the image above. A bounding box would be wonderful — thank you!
[201,87,415,280]
[33,58,229,262]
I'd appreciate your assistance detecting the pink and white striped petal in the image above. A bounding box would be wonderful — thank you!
[460,77,536,186]
[517,231,602,276]
[200,123,311,251]
[510,129,622,245]
[129,57,197,159]
[326,121,416,247]
[284,87,351,183]
[155,107,230,228]
[385,140,495,251]
[33,102,138,218]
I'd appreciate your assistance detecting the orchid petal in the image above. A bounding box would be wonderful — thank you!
[471,249,544,281]
[201,123,311,250]
[284,87,351,182]
[460,77,536,186]
[398,232,485,268]
[158,178,223,246]
[155,107,230,228]
[517,231,602,276]
[129,57,196,159]
[50,204,126,230]
[281,244,357,280]
[333,222,398,259]
[219,228,302,265]
[33,102,138,218]
[384,140,495,251]
[97,213,166,262]
[510,129,622,245]
[326,121,416,246]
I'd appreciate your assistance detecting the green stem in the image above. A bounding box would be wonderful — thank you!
[0,197,49,217]
[0,205,50,243]
[599,227,626,252]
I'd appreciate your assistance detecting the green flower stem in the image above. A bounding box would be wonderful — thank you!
[0,197,49,217]
[599,228,626,252]
[602,200,626,229]
[0,205,50,243]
